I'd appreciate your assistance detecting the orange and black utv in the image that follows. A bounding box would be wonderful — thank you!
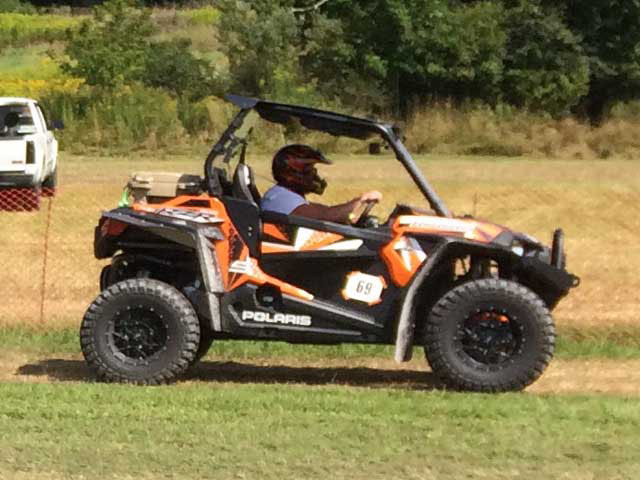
[81,94,579,392]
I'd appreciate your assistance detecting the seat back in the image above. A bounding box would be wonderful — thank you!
[232,163,261,206]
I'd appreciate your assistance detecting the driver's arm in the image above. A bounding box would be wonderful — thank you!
[292,190,382,224]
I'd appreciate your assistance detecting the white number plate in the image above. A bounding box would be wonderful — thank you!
[342,272,386,305]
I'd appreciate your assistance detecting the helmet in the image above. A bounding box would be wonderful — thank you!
[272,144,332,195]
[3,112,19,128]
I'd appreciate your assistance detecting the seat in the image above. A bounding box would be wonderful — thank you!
[232,162,261,206]
[227,162,262,257]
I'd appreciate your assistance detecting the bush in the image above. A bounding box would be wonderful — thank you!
[143,38,221,100]
[0,0,35,14]
[61,0,153,88]
[402,100,640,159]
[42,85,184,152]
[179,5,220,25]
[1,77,84,98]
[0,12,79,46]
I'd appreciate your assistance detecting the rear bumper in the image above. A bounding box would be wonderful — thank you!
[0,173,36,188]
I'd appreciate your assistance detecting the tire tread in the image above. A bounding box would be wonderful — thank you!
[80,278,199,385]
[424,278,555,392]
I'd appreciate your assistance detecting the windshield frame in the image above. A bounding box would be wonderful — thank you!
[205,96,452,218]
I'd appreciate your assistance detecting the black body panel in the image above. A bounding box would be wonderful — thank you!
[220,284,388,344]
[222,196,261,257]
[260,250,401,334]
[261,210,392,244]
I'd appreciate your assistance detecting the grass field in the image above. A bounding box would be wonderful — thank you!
[1,151,639,479]
[1,382,640,480]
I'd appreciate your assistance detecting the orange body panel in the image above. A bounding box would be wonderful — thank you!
[392,215,505,242]
[133,198,506,297]
[380,237,426,287]
[132,196,314,301]
[262,223,290,243]
[381,215,506,287]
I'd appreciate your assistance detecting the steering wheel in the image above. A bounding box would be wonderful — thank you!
[355,200,379,228]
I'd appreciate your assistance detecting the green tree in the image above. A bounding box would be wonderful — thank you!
[323,0,506,113]
[548,0,640,123]
[217,1,302,98]
[61,0,153,88]
[62,0,220,101]
[501,1,589,115]
[144,39,220,101]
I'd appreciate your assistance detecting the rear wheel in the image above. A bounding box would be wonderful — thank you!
[80,278,200,384]
[42,167,57,197]
[424,278,555,392]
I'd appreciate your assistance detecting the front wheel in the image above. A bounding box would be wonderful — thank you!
[423,279,555,392]
[80,278,200,384]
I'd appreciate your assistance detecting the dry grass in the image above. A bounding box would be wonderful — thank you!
[0,153,637,335]
[404,103,640,159]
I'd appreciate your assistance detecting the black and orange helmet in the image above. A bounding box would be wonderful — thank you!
[272,144,332,195]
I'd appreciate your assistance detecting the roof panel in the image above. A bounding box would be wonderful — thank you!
[225,94,388,140]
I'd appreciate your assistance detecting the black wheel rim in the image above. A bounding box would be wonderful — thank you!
[457,310,523,365]
[110,306,168,362]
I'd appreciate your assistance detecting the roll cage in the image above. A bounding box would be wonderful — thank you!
[204,94,452,218]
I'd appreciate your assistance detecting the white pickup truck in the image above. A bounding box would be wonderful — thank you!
[0,97,60,210]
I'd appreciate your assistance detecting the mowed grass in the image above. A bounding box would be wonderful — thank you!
[0,151,637,335]
[2,324,640,361]
[0,383,639,480]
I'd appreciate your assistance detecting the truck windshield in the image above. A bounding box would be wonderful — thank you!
[0,105,34,136]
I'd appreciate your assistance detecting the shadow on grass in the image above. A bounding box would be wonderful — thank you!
[17,359,440,390]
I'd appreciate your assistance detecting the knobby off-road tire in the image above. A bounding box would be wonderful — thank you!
[80,278,200,385]
[424,278,555,392]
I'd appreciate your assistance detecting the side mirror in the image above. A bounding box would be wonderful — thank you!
[51,120,65,130]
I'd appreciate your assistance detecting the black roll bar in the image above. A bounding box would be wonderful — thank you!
[377,125,452,218]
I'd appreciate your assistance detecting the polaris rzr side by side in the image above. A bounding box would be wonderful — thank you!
[80,94,579,391]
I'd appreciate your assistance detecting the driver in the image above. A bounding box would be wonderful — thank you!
[260,144,382,224]
[1,111,20,137]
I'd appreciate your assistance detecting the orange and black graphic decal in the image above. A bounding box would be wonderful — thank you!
[131,195,315,301]
[261,225,363,254]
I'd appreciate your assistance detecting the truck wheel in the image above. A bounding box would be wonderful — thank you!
[423,278,555,392]
[80,278,200,385]
[42,167,57,197]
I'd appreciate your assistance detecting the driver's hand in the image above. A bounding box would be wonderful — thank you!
[360,190,382,203]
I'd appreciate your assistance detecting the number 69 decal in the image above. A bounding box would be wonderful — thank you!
[342,271,387,305]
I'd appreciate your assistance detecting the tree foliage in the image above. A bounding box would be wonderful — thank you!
[547,0,640,122]
[61,0,152,88]
[144,39,220,101]
[502,1,589,115]
[59,0,640,124]
[62,0,218,100]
